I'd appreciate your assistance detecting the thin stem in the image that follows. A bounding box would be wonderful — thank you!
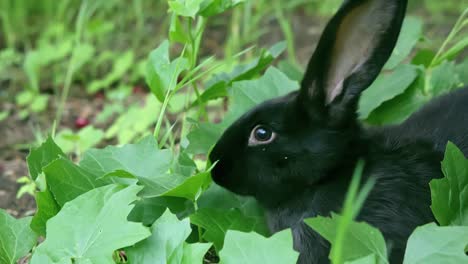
[274,0,297,65]
[54,1,89,132]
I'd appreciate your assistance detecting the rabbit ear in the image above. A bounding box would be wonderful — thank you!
[299,0,407,124]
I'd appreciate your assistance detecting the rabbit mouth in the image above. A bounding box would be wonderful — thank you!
[210,159,252,196]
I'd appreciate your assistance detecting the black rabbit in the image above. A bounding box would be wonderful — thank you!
[209,0,468,263]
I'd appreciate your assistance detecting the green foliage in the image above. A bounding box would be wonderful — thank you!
[30,184,151,263]
[1,1,468,263]
[190,208,268,251]
[360,11,468,125]
[306,214,387,264]
[0,209,38,264]
[403,223,468,264]
[431,142,468,226]
[54,126,105,155]
[126,209,211,264]
[219,229,299,264]
[146,40,189,102]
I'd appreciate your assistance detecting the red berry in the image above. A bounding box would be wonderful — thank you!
[132,86,144,94]
[75,117,90,129]
[94,91,105,99]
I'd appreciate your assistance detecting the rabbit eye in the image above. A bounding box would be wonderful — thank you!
[248,125,276,146]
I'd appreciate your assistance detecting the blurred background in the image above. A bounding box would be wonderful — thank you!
[0,0,466,218]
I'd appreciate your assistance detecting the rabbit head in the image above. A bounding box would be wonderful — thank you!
[210,0,408,208]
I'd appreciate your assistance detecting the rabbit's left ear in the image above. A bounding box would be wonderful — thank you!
[299,0,407,124]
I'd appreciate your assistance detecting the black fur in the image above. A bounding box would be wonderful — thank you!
[209,0,468,263]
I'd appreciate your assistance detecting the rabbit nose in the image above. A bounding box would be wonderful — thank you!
[211,159,231,186]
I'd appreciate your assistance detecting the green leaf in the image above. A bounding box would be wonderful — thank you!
[128,197,194,226]
[168,0,205,18]
[359,64,419,119]
[411,49,436,67]
[30,94,48,113]
[80,136,190,198]
[196,43,287,105]
[169,14,190,43]
[365,70,429,125]
[430,142,468,226]
[186,67,298,154]
[31,184,150,264]
[27,136,65,180]
[30,190,60,236]
[181,242,212,264]
[146,40,189,102]
[0,209,38,264]
[219,229,299,264]
[403,223,468,264]
[54,126,104,154]
[199,0,246,17]
[197,184,266,220]
[80,136,172,180]
[278,60,303,82]
[186,122,223,155]
[384,16,423,69]
[226,66,298,122]
[305,214,388,264]
[126,209,190,263]
[429,61,462,97]
[162,171,211,201]
[71,43,95,73]
[104,95,160,144]
[87,50,134,93]
[345,254,378,264]
[44,157,110,207]
[126,209,206,264]
[190,208,268,251]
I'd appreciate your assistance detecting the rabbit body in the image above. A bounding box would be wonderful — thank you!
[265,87,468,264]
[209,0,468,263]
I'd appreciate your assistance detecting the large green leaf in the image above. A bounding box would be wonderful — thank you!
[430,142,468,226]
[80,136,172,180]
[146,40,189,102]
[197,184,266,220]
[305,214,388,264]
[80,136,209,200]
[190,208,269,251]
[30,190,60,236]
[181,242,212,264]
[27,136,65,236]
[0,209,38,264]
[27,136,65,180]
[219,229,299,264]
[359,64,419,119]
[403,223,468,264]
[365,70,429,125]
[31,184,150,264]
[43,157,110,207]
[186,67,298,154]
[126,210,211,264]
[161,171,211,201]
[384,16,423,70]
